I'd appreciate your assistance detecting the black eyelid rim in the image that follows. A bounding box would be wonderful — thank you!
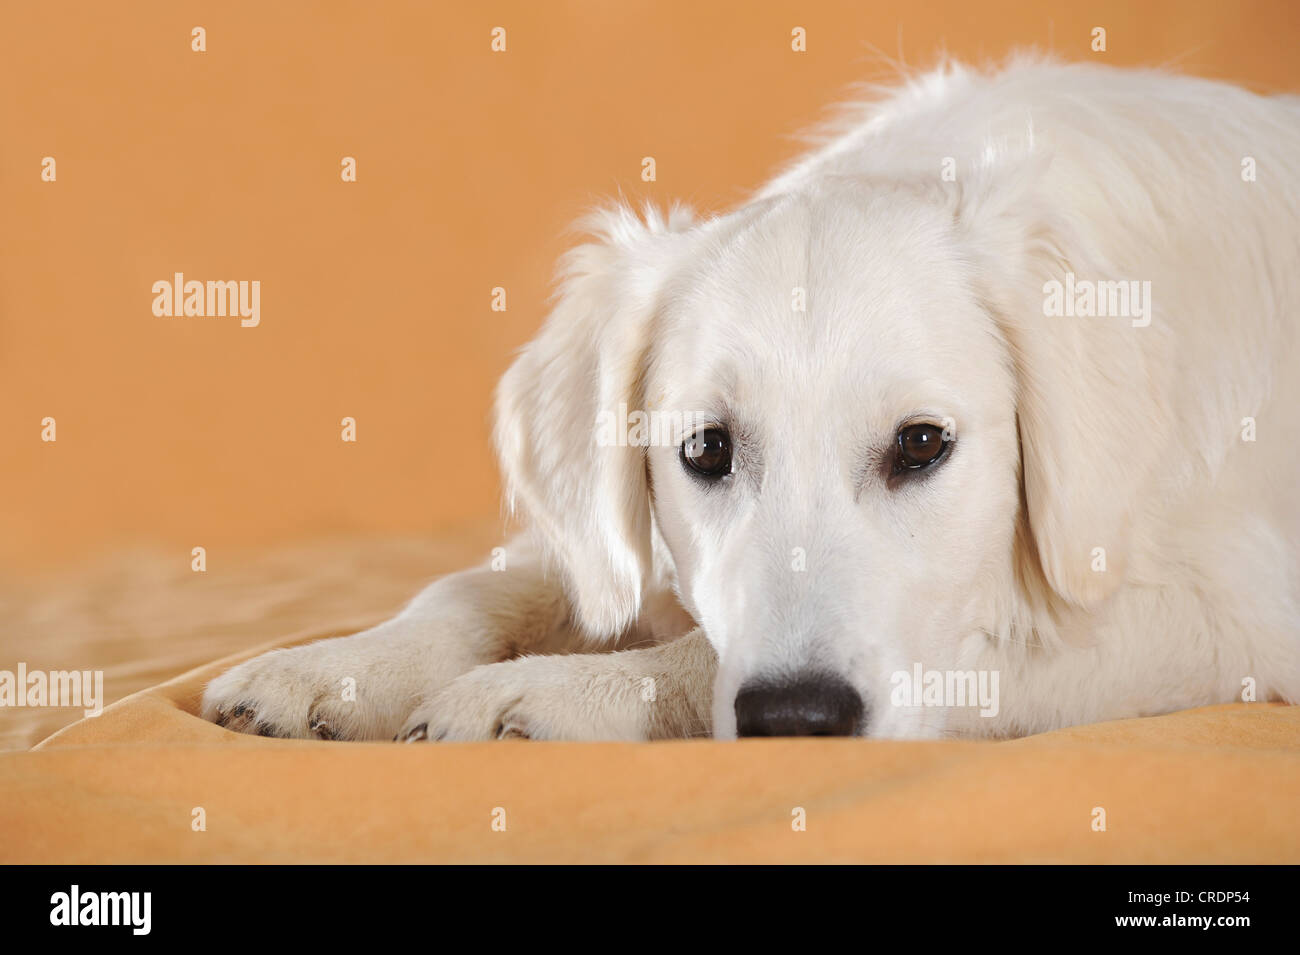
[893,414,956,438]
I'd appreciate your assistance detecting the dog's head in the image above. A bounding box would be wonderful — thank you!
[495,166,1161,738]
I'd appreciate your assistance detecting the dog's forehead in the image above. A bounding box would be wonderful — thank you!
[655,186,987,406]
[670,187,973,337]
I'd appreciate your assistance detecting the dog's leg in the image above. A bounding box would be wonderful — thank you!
[397,628,717,742]
[199,538,578,741]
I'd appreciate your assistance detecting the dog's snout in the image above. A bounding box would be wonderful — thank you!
[734,673,864,737]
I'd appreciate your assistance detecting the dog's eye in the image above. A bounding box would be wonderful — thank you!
[893,423,950,473]
[681,428,732,480]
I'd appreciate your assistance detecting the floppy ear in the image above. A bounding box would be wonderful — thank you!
[954,152,1170,608]
[493,203,696,638]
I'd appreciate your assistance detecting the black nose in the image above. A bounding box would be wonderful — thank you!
[734,673,864,737]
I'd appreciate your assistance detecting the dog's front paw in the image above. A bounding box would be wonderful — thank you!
[201,643,381,741]
[397,655,647,743]
[397,661,541,742]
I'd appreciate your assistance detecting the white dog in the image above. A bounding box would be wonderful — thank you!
[202,57,1300,742]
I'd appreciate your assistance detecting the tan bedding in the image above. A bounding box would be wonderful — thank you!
[2,531,1297,863]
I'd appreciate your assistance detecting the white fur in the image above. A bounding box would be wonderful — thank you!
[203,57,1300,742]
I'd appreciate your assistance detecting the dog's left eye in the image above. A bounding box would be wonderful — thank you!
[893,423,950,473]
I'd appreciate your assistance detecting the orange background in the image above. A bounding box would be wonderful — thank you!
[4,0,1299,571]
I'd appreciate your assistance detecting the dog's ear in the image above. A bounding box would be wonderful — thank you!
[494,203,696,638]
[953,150,1168,608]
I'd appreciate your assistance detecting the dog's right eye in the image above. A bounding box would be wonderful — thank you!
[681,428,732,480]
